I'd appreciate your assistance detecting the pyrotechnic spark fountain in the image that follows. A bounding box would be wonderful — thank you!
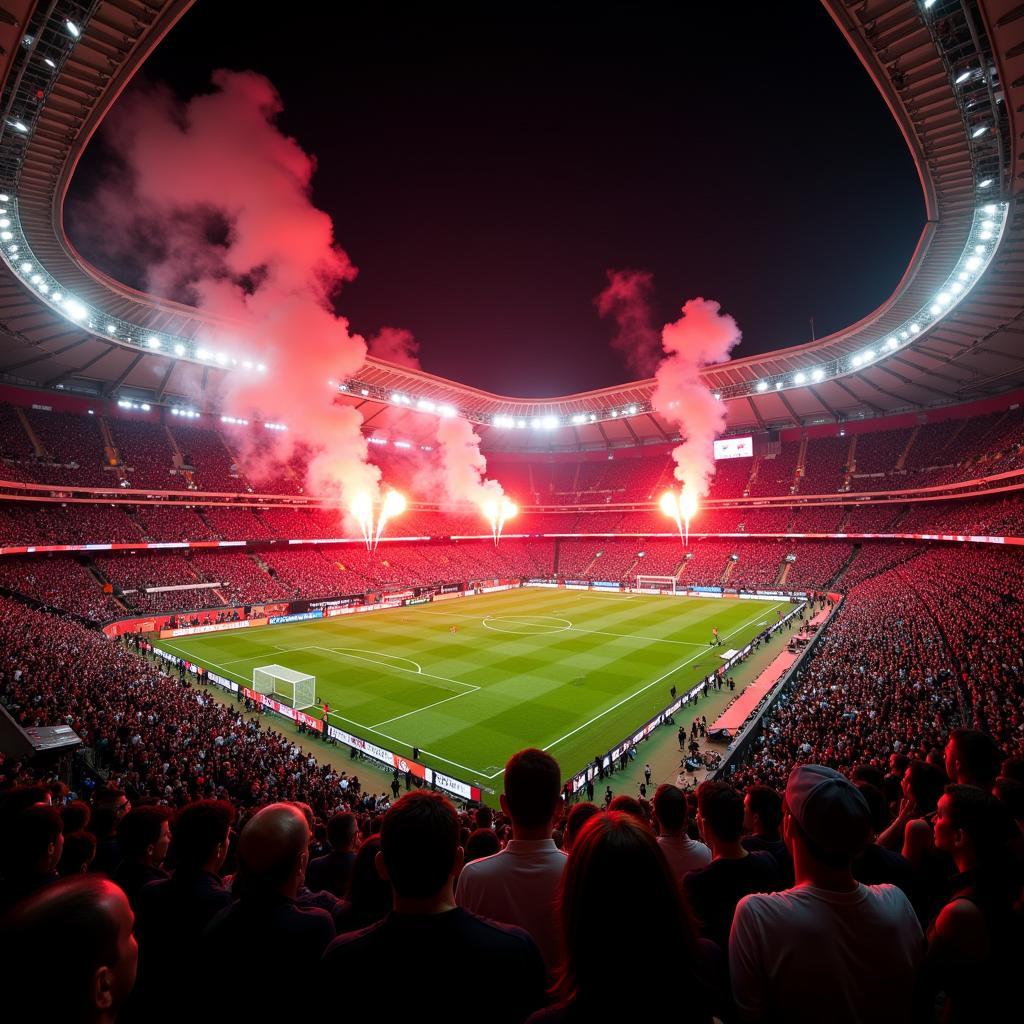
[482,496,518,545]
[660,489,698,546]
[350,490,406,551]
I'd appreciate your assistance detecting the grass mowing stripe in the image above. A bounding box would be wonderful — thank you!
[161,591,787,788]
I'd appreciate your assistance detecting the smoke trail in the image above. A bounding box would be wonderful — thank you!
[596,268,661,378]
[68,70,382,510]
[434,416,504,510]
[367,326,421,369]
[651,298,742,496]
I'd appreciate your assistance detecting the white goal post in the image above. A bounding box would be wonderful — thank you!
[634,575,678,594]
[253,665,316,711]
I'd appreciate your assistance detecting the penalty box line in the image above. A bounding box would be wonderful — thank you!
[158,640,495,781]
[533,601,786,766]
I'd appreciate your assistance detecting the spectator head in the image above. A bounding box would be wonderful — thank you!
[653,785,689,836]
[500,748,562,834]
[607,795,648,824]
[464,828,501,863]
[853,764,885,790]
[999,756,1024,785]
[474,805,493,830]
[743,785,783,839]
[116,807,172,867]
[556,811,698,1003]
[783,765,871,869]
[855,782,887,836]
[695,781,744,847]
[326,812,358,852]
[169,800,235,873]
[0,785,52,816]
[0,876,137,1022]
[902,760,945,813]
[377,792,462,901]
[1,803,64,877]
[346,834,391,926]
[993,777,1024,826]
[945,729,1001,789]
[58,831,97,876]
[887,753,910,778]
[564,803,601,852]
[933,784,1016,868]
[234,803,310,899]
[62,800,92,834]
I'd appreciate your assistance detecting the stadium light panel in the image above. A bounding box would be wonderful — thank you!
[20,261,31,272]
[937,292,951,305]
[974,244,986,254]
[10,121,27,133]
[950,281,963,294]
[775,382,783,390]
[438,404,457,418]
[756,381,768,392]
[929,304,942,316]
[955,69,973,84]
[885,338,898,350]
[30,274,41,284]
[983,204,997,215]
[0,194,8,201]
[864,349,875,361]
[146,337,161,349]
[44,58,56,68]
[417,399,436,412]
[971,125,988,138]
[909,324,920,334]
[981,220,994,230]
[627,404,637,415]
[531,418,543,428]
[516,420,526,428]
[105,323,117,333]
[257,364,266,373]
[0,218,9,228]
[360,388,369,396]
[966,256,982,270]
[0,232,11,241]
[588,413,596,422]
[979,179,994,188]
[812,368,824,381]
[851,354,863,367]
[65,20,80,37]
[712,392,721,400]
[980,231,992,241]
[793,372,805,384]
[174,344,185,356]
[542,415,558,429]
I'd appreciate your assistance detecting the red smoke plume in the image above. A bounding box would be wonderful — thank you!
[651,298,742,497]
[367,326,421,369]
[71,70,382,511]
[435,416,504,511]
[596,269,661,378]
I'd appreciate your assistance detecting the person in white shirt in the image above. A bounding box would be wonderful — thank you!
[456,748,566,971]
[729,764,924,1024]
[653,783,710,882]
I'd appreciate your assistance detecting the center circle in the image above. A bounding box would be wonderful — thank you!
[482,615,573,635]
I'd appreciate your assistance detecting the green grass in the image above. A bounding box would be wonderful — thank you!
[158,588,784,789]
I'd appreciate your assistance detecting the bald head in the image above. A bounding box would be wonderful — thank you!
[236,803,310,898]
[1,875,138,1022]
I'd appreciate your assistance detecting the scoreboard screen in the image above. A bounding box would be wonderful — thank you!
[714,436,753,460]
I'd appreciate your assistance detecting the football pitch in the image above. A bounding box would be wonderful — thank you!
[158,589,785,788]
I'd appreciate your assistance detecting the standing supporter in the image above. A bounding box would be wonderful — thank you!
[741,785,793,886]
[684,781,782,950]
[562,803,601,854]
[456,748,566,970]
[0,876,138,1023]
[204,804,335,1018]
[305,811,357,898]
[922,785,1023,1019]
[59,830,98,876]
[851,782,913,892]
[331,834,391,934]
[945,729,1003,789]
[653,783,711,881]
[113,807,172,912]
[730,765,923,1023]
[132,800,235,1023]
[89,787,131,877]
[322,792,546,1022]
[529,811,721,1023]
[0,803,64,915]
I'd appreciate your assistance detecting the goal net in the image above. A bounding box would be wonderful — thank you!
[635,575,678,594]
[253,665,316,711]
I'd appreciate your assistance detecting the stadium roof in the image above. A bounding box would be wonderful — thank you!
[0,0,1021,453]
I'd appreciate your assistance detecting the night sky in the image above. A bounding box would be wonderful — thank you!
[67,1,925,398]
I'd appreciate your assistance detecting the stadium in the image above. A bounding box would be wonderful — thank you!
[1,1,1022,1021]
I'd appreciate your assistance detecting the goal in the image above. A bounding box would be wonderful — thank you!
[253,665,316,711]
[634,575,678,594]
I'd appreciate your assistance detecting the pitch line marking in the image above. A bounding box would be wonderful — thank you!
[534,602,785,764]
[370,687,479,728]
[307,646,479,695]
[482,614,573,635]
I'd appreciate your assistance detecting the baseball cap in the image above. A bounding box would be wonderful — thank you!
[785,764,871,860]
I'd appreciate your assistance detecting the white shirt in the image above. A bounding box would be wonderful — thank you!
[657,834,711,882]
[456,838,566,970]
[729,882,924,1024]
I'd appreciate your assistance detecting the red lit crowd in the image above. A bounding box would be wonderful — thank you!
[1,534,1023,1020]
